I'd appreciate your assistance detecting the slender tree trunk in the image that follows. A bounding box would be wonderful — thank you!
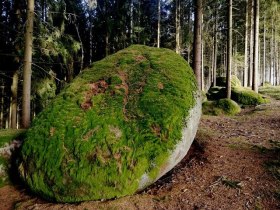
[130,0,134,44]
[213,8,218,87]
[22,0,34,128]
[201,13,204,91]
[244,0,249,87]
[252,0,259,92]
[0,86,4,129]
[248,0,254,87]
[275,41,278,85]
[11,71,19,129]
[270,27,274,85]
[226,0,233,99]
[157,0,161,48]
[263,16,266,84]
[193,0,202,90]
[89,14,93,64]
[175,0,181,54]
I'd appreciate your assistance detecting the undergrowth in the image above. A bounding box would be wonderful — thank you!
[259,85,280,100]
[19,45,198,202]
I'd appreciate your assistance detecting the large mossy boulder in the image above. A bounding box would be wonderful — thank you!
[19,45,201,202]
[203,99,241,116]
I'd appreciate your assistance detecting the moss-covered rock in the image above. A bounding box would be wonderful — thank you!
[19,45,201,202]
[232,87,268,106]
[216,75,241,88]
[0,129,25,187]
[202,99,241,116]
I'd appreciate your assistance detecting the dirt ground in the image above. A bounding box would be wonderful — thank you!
[1,100,280,210]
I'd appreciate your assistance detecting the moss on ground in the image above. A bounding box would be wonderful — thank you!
[259,85,280,100]
[232,87,268,106]
[203,99,241,116]
[19,45,198,202]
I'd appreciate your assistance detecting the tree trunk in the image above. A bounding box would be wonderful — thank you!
[270,27,274,85]
[193,0,202,90]
[226,0,232,99]
[263,16,266,84]
[175,0,181,54]
[130,0,134,44]
[22,0,34,128]
[244,0,249,87]
[248,0,254,87]
[252,0,259,92]
[213,7,218,87]
[0,86,4,129]
[157,0,161,48]
[11,71,19,129]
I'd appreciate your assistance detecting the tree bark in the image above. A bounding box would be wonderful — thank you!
[252,0,259,92]
[226,0,232,99]
[193,0,202,90]
[11,71,19,129]
[157,0,161,48]
[263,16,266,84]
[22,0,34,128]
[248,0,254,87]
[244,0,249,87]
[213,6,218,87]
[175,0,181,54]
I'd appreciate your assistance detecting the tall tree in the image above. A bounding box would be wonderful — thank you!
[244,0,249,87]
[157,0,161,48]
[175,0,181,54]
[22,0,35,128]
[193,0,202,90]
[226,0,233,99]
[252,0,259,92]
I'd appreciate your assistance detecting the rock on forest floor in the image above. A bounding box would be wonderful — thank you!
[1,100,280,210]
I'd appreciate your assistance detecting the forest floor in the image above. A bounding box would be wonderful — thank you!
[1,98,280,209]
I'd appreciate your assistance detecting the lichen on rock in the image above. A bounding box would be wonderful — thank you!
[19,45,201,202]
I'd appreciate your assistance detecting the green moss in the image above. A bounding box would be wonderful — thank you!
[19,45,198,202]
[202,99,240,116]
[0,129,26,147]
[232,87,268,106]
[259,85,280,100]
[231,75,242,87]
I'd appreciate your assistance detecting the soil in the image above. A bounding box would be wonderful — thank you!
[1,100,280,210]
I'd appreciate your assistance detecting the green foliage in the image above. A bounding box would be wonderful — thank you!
[259,85,280,100]
[232,87,268,106]
[19,45,198,202]
[202,99,241,116]
[33,78,57,111]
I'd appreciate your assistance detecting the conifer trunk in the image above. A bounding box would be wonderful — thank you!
[11,71,19,129]
[252,0,259,92]
[193,0,202,90]
[226,0,232,99]
[22,0,34,128]
[157,0,161,48]
[244,0,249,87]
